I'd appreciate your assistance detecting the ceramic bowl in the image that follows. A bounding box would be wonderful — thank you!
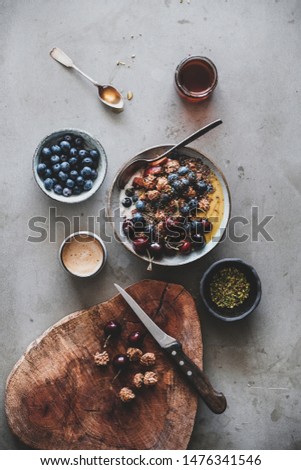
[33,128,107,203]
[109,145,231,267]
[200,258,262,321]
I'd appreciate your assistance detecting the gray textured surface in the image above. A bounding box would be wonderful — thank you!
[1,0,300,450]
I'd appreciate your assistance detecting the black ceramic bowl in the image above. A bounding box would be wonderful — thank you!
[200,258,261,321]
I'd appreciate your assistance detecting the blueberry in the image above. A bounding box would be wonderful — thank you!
[73,185,82,195]
[63,187,72,197]
[60,161,70,172]
[132,212,145,225]
[44,168,52,178]
[135,200,146,211]
[54,184,63,195]
[41,147,52,158]
[50,155,60,165]
[64,134,73,143]
[125,187,135,197]
[187,171,196,183]
[190,220,203,234]
[60,140,71,152]
[60,154,68,162]
[69,147,78,158]
[180,205,190,215]
[50,144,62,156]
[69,170,78,180]
[58,171,68,182]
[37,163,47,175]
[196,181,208,195]
[172,180,183,192]
[78,149,89,160]
[69,157,78,167]
[81,166,92,178]
[66,179,75,189]
[90,169,98,180]
[188,198,198,210]
[122,197,132,208]
[159,193,170,207]
[132,195,138,203]
[181,178,189,187]
[178,166,189,176]
[76,176,84,186]
[90,149,99,160]
[81,157,93,167]
[167,173,178,183]
[207,183,213,193]
[75,137,84,148]
[44,178,54,190]
[83,179,93,191]
[53,163,61,173]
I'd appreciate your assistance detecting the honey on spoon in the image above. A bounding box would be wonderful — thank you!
[50,47,124,112]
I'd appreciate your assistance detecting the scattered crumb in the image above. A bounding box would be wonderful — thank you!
[127,91,134,100]
[131,54,136,59]
[116,60,126,66]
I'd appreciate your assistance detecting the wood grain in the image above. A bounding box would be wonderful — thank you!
[5,280,203,450]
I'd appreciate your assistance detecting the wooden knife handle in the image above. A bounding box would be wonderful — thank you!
[165,341,227,414]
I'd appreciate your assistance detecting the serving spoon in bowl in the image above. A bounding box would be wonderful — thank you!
[50,47,124,112]
[116,119,222,188]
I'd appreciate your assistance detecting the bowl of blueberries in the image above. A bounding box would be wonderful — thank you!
[33,128,107,203]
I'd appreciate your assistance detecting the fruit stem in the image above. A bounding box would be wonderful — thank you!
[103,334,111,348]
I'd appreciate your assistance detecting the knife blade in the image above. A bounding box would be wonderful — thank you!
[114,283,227,414]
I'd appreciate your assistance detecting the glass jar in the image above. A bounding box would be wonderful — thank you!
[175,56,218,102]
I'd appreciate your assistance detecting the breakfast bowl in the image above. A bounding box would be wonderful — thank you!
[200,258,262,321]
[109,145,231,267]
[33,128,107,203]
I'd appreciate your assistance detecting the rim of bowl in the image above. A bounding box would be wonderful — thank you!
[108,144,232,267]
[33,128,108,204]
[59,231,107,278]
[200,258,262,321]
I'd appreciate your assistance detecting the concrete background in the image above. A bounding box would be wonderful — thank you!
[0,0,300,450]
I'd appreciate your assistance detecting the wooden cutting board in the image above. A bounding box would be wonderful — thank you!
[5,280,203,450]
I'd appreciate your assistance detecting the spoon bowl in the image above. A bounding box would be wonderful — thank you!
[50,47,124,111]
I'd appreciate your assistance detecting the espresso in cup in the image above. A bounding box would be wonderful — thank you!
[60,232,106,277]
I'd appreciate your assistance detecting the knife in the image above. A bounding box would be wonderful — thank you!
[114,284,227,414]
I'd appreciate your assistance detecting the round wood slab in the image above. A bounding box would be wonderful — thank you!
[5,280,203,450]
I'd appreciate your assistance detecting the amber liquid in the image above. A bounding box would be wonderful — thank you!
[178,59,215,94]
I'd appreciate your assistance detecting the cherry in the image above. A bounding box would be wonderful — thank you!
[122,219,135,240]
[191,233,205,250]
[202,219,213,233]
[112,354,129,369]
[128,331,144,346]
[149,242,164,259]
[112,354,130,382]
[180,240,192,255]
[104,320,122,338]
[132,236,149,254]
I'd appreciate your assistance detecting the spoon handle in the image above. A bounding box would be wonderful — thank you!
[50,47,99,86]
[159,119,223,160]
[50,47,74,67]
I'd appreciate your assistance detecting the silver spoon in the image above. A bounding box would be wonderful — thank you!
[117,119,222,188]
[50,47,124,112]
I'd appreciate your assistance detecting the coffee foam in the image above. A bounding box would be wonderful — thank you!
[62,234,104,277]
